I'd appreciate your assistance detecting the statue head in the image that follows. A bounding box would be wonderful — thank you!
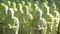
[7,8,14,18]
[43,1,48,7]
[22,1,25,6]
[18,3,22,10]
[33,4,38,11]
[51,3,56,11]
[27,2,31,8]
[37,7,42,19]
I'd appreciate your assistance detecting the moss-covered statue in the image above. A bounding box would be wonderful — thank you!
[2,6,19,34]
[8,8,19,34]
[0,3,9,34]
[37,6,47,34]
[49,3,60,34]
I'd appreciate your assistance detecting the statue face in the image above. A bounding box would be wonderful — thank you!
[37,13,40,19]
[33,4,37,10]
[7,9,12,17]
[51,4,56,11]
[23,6,27,14]
[36,10,40,19]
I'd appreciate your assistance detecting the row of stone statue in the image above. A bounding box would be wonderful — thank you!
[0,0,60,34]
